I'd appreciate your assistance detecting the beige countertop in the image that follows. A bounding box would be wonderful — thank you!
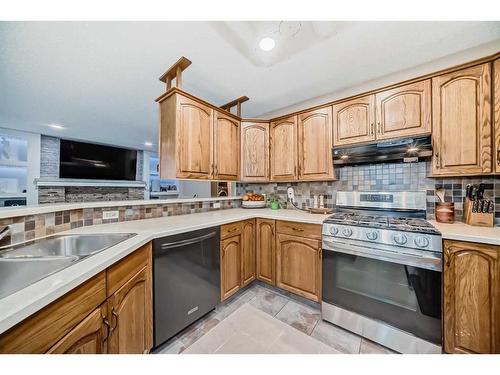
[1,207,498,335]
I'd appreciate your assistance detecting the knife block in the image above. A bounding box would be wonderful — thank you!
[463,198,494,227]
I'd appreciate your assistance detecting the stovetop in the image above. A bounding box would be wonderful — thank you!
[324,212,440,235]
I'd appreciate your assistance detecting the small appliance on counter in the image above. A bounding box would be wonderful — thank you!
[464,183,494,227]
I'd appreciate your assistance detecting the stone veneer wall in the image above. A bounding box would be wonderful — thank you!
[0,198,241,247]
[38,135,145,203]
[237,161,500,225]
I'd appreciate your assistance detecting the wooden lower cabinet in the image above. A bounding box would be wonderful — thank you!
[220,233,242,301]
[241,219,256,287]
[47,304,109,354]
[256,219,276,285]
[0,243,153,354]
[443,240,499,354]
[275,231,322,302]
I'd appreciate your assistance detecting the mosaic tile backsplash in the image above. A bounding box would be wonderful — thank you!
[0,198,241,247]
[237,161,500,225]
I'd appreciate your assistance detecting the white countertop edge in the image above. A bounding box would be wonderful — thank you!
[0,196,242,219]
[0,209,498,334]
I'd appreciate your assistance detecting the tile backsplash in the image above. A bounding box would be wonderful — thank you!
[0,198,241,247]
[237,161,500,225]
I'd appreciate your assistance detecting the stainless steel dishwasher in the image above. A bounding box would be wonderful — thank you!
[152,226,220,348]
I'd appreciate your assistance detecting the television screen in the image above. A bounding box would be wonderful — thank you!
[59,139,137,180]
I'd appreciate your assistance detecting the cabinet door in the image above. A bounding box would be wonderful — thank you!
[256,218,275,285]
[375,80,431,140]
[176,95,214,179]
[108,266,152,354]
[47,305,108,354]
[432,63,492,176]
[494,59,500,173]
[443,240,499,354]
[220,234,241,301]
[270,116,298,181]
[298,107,334,180]
[276,233,321,302]
[332,95,375,146]
[241,122,269,182]
[214,111,240,180]
[241,219,256,287]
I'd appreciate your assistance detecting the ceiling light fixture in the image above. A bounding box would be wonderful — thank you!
[47,123,65,130]
[259,37,275,51]
[144,141,153,147]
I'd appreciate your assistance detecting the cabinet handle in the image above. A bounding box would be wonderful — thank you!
[110,308,119,336]
[228,227,238,233]
[214,164,218,176]
[291,227,304,232]
[377,122,382,134]
[102,316,111,343]
[298,164,302,176]
[497,149,500,165]
[444,246,451,268]
[294,165,297,176]
[318,248,322,259]
[370,123,374,135]
[435,152,440,168]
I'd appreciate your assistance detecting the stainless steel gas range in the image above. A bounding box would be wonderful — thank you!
[321,191,442,354]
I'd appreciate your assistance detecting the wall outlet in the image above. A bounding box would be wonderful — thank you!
[103,210,119,220]
[213,202,221,209]
[287,186,295,202]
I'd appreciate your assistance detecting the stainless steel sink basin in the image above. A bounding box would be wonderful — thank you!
[0,233,136,299]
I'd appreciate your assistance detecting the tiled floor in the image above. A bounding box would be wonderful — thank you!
[154,282,396,354]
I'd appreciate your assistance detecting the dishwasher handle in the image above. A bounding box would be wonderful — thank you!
[158,231,217,250]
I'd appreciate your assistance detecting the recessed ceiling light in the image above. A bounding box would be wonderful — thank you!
[144,141,153,147]
[259,37,275,51]
[47,123,65,130]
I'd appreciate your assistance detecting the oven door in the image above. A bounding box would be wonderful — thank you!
[322,237,442,344]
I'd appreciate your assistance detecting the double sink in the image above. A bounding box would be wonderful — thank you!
[0,233,135,299]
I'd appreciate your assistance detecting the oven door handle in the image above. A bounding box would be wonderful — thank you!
[322,239,442,271]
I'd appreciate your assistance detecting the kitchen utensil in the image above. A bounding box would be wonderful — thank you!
[435,188,445,202]
[465,184,471,200]
[488,201,494,213]
[476,183,485,200]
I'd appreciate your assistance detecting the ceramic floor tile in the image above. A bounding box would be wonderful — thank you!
[214,332,270,354]
[248,287,288,316]
[359,338,397,354]
[178,314,221,347]
[311,320,362,354]
[275,300,321,335]
[184,318,238,354]
[156,338,187,354]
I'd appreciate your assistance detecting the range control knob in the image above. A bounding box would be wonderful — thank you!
[414,236,430,248]
[329,226,339,235]
[366,231,378,241]
[342,228,353,237]
[393,233,408,245]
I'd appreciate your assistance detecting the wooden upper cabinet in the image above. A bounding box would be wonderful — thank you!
[494,58,500,173]
[241,219,256,287]
[47,305,108,354]
[375,80,431,140]
[432,63,492,176]
[256,218,276,285]
[276,232,322,302]
[220,233,242,301]
[158,93,214,179]
[241,121,269,182]
[332,95,375,146]
[443,240,499,354]
[214,111,240,180]
[270,116,298,181]
[298,107,334,181]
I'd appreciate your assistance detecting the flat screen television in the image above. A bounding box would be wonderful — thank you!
[59,139,137,180]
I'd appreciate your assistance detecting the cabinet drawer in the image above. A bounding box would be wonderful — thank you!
[107,243,151,297]
[221,222,242,240]
[0,272,106,354]
[276,220,321,240]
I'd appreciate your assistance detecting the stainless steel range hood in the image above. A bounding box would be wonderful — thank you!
[332,135,432,166]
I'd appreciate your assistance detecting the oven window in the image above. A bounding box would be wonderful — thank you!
[323,251,441,344]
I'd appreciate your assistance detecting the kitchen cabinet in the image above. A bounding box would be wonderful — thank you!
[333,95,375,146]
[375,80,431,140]
[276,221,322,302]
[0,271,107,354]
[241,219,256,287]
[256,218,276,285]
[298,107,334,181]
[270,116,298,181]
[240,121,269,182]
[158,93,214,179]
[443,240,499,354]
[214,110,240,180]
[47,304,109,354]
[432,63,492,176]
[494,58,500,173]
[220,223,242,301]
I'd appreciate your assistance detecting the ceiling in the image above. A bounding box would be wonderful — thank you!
[0,21,499,151]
